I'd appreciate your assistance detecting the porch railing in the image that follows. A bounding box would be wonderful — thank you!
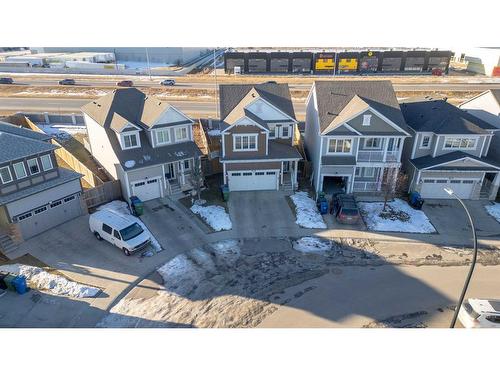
[353,181,379,192]
[357,150,384,162]
[385,151,399,162]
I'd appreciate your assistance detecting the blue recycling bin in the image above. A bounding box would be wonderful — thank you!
[409,191,424,210]
[12,275,28,295]
[317,197,328,214]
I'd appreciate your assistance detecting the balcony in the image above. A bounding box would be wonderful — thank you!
[353,181,380,192]
[357,150,400,162]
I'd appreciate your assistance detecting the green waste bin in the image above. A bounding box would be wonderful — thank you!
[3,274,17,291]
[130,196,144,216]
[221,185,230,202]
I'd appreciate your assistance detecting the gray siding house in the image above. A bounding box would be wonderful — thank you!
[82,88,202,202]
[0,121,83,243]
[304,80,411,195]
[400,98,500,200]
[218,83,302,192]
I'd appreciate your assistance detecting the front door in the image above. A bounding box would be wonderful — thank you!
[283,161,290,173]
[165,163,175,180]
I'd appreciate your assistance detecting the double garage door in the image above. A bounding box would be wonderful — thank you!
[131,177,162,201]
[420,178,477,199]
[228,170,279,191]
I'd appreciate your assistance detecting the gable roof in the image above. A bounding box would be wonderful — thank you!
[314,80,411,135]
[0,121,52,142]
[0,129,57,163]
[219,83,296,122]
[400,98,497,134]
[81,88,192,132]
[410,151,500,171]
[490,89,500,105]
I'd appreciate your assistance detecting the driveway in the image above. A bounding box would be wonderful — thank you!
[227,191,305,238]
[423,199,500,238]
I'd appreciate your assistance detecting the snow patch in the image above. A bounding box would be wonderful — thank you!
[207,129,221,136]
[485,203,500,222]
[190,204,232,231]
[0,264,100,298]
[124,160,136,168]
[293,237,331,254]
[359,199,436,233]
[290,192,327,229]
[97,200,162,252]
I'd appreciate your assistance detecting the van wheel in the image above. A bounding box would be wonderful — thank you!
[123,248,131,256]
[94,232,102,240]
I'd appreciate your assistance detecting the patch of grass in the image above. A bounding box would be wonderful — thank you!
[179,173,227,210]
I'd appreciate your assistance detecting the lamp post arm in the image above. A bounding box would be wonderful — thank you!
[450,194,478,328]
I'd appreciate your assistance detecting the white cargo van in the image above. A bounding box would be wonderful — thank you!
[89,209,151,256]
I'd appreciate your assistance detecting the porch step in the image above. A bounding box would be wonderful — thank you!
[0,234,18,257]
[169,182,182,195]
[480,192,490,199]
[281,181,294,192]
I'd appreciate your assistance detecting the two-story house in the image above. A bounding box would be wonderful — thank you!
[219,83,302,191]
[304,80,411,195]
[400,98,500,200]
[82,88,202,202]
[0,121,83,243]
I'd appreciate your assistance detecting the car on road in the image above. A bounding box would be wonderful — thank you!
[0,77,14,84]
[265,80,278,84]
[116,80,133,87]
[89,209,151,256]
[331,194,361,224]
[458,298,500,328]
[58,79,76,85]
[160,79,176,86]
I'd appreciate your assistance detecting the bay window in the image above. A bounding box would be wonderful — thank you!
[327,138,352,154]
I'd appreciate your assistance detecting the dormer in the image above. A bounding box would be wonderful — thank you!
[110,116,142,151]
[147,105,194,148]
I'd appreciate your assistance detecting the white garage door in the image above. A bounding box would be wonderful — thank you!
[228,170,279,191]
[132,177,162,201]
[420,178,476,199]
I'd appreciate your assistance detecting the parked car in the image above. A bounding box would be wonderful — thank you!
[89,209,151,256]
[116,80,133,87]
[265,80,277,84]
[331,194,361,224]
[59,79,75,85]
[0,77,14,84]
[458,298,500,328]
[160,79,176,86]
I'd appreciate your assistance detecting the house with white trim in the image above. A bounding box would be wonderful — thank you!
[82,88,202,202]
[400,97,500,200]
[304,80,411,196]
[218,83,302,192]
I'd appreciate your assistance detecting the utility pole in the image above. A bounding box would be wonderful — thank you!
[145,47,152,80]
[214,48,219,118]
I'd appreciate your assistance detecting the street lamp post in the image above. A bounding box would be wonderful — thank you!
[444,187,478,328]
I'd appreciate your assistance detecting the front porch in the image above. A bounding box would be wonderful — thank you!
[163,157,196,195]
[352,166,399,193]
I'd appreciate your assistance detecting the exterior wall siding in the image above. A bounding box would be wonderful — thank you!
[225,161,281,171]
[223,125,267,158]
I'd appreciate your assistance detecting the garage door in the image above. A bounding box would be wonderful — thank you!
[132,177,162,201]
[228,170,279,191]
[420,179,476,199]
[16,193,83,240]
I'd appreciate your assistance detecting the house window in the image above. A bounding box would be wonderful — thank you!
[364,138,382,149]
[364,167,375,178]
[234,134,258,151]
[328,138,352,154]
[156,129,171,145]
[355,167,361,177]
[0,166,13,184]
[269,125,276,139]
[420,135,431,149]
[184,160,190,170]
[282,126,290,138]
[362,114,372,126]
[13,162,27,179]
[123,133,138,149]
[27,158,40,175]
[175,127,188,142]
[40,154,53,171]
[444,137,477,150]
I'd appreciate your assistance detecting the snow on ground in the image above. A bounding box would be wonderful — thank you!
[485,203,500,222]
[37,123,87,140]
[16,88,109,97]
[359,199,436,233]
[118,61,174,69]
[0,264,99,298]
[207,129,221,136]
[97,200,162,252]
[293,237,332,254]
[190,204,232,231]
[290,191,327,229]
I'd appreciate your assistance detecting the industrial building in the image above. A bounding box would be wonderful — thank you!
[224,48,452,75]
[451,47,500,77]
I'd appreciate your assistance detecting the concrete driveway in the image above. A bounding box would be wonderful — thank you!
[423,199,500,238]
[227,191,303,238]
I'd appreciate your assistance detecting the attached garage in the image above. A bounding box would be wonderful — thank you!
[419,178,477,199]
[228,170,279,191]
[131,177,162,201]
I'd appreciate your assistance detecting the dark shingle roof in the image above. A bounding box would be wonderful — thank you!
[491,89,500,105]
[321,155,356,166]
[314,80,410,134]
[0,168,81,205]
[410,151,500,170]
[221,141,301,162]
[0,121,52,142]
[400,98,497,134]
[0,131,57,163]
[219,83,295,121]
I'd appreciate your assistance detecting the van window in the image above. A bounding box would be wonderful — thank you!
[120,223,144,241]
[102,223,113,235]
[113,230,121,240]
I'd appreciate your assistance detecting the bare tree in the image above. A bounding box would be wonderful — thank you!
[381,168,409,211]
[190,157,204,202]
